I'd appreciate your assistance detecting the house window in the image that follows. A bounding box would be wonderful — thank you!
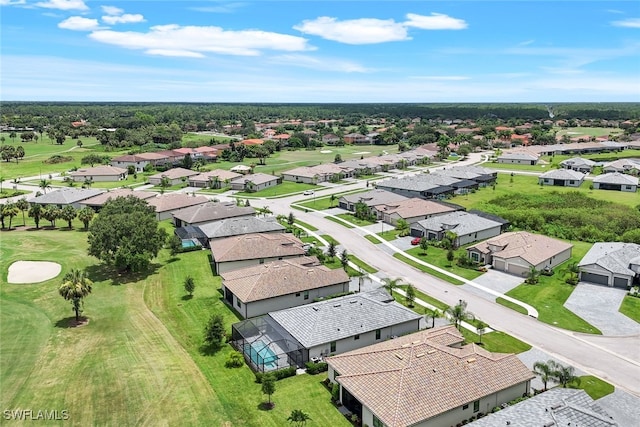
[259,259,265,264]
[473,400,480,412]
[278,257,283,260]
[354,334,360,340]
[330,341,336,353]
[236,299,241,308]
[296,292,301,297]
[373,415,384,427]
[375,329,381,340]
[471,252,479,262]
[304,291,309,300]
[462,404,469,410]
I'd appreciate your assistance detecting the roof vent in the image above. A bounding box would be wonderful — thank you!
[312,307,319,311]
[543,423,554,427]
[333,304,341,308]
[427,349,436,355]
[350,300,358,304]
[467,358,476,363]
[395,354,403,360]
[415,353,425,358]
[432,368,437,373]
[412,340,421,345]
[401,344,411,348]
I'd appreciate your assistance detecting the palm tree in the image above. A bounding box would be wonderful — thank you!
[60,205,77,229]
[329,194,337,207]
[28,204,42,229]
[159,176,170,194]
[395,218,410,237]
[59,269,93,322]
[77,206,95,230]
[525,266,540,285]
[287,409,311,426]
[381,277,403,297]
[445,300,474,331]
[424,307,441,329]
[1,203,19,229]
[83,177,93,189]
[405,284,416,307]
[353,267,370,292]
[15,198,29,226]
[553,363,580,388]
[533,360,557,391]
[39,179,52,194]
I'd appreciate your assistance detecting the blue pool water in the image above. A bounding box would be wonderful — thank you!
[182,240,197,248]
[244,340,279,368]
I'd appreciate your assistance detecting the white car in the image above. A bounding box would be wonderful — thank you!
[303,190,314,195]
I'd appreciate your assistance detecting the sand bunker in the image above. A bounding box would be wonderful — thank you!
[320,150,333,153]
[353,151,371,155]
[7,261,62,284]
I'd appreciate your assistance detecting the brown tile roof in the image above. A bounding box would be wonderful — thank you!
[210,233,306,262]
[79,188,156,207]
[469,231,573,266]
[149,167,200,180]
[230,173,279,186]
[376,198,457,219]
[146,193,209,213]
[327,326,534,427]
[136,152,169,161]
[172,201,255,224]
[69,165,127,177]
[221,257,349,302]
[189,169,242,183]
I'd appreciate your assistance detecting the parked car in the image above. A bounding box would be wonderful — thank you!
[411,237,422,245]
[303,190,314,195]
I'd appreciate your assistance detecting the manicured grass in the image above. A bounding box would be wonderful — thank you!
[86,172,154,189]
[397,285,449,311]
[235,181,317,197]
[322,258,359,276]
[348,255,377,274]
[334,213,376,226]
[619,295,640,323]
[405,246,483,281]
[296,189,368,211]
[300,236,324,246]
[459,329,532,354]
[320,234,339,246]
[575,375,615,400]
[0,190,29,199]
[325,216,354,228]
[294,219,319,231]
[196,186,232,194]
[364,234,381,244]
[554,126,624,138]
[496,297,528,315]
[377,229,402,241]
[393,253,465,285]
[1,230,349,426]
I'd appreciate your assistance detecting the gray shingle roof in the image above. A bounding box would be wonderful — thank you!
[341,189,407,206]
[172,201,255,224]
[28,188,105,205]
[593,172,639,185]
[414,211,502,235]
[578,242,640,275]
[268,290,421,348]
[539,169,586,180]
[468,388,617,426]
[560,157,596,167]
[230,173,279,186]
[198,216,285,239]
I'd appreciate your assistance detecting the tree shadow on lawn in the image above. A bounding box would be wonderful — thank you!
[257,402,275,411]
[181,294,193,301]
[85,262,162,286]
[199,342,224,356]
[55,316,89,329]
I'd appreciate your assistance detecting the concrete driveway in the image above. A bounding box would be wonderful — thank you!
[564,282,640,336]
[461,268,524,301]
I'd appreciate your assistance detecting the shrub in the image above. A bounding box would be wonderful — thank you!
[254,372,264,383]
[225,352,244,368]
[273,366,297,381]
[305,361,328,375]
[331,383,340,402]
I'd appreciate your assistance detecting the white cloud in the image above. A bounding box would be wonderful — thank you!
[409,75,469,81]
[518,39,535,46]
[269,54,369,73]
[102,13,145,25]
[404,13,468,30]
[294,16,408,44]
[145,49,204,58]
[611,18,640,28]
[88,24,313,57]
[0,0,26,5]
[101,5,123,15]
[35,0,88,11]
[189,2,248,13]
[58,16,102,31]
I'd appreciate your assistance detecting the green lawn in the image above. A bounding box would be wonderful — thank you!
[235,181,317,197]
[501,242,601,334]
[320,234,340,246]
[0,189,29,199]
[296,189,367,211]
[325,216,354,228]
[334,213,376,226]
[459,329,532,354]
[554,126,624,138]
[294,219,319,231]
[0,229,349,427]
[393,253,465,285]
[495,297,528,315]
[405,246,483,281]
[619,295,640,322]
[364,234,381,244]
[575,375,615,400]
[348,255,377,274]
[396,285,449,311]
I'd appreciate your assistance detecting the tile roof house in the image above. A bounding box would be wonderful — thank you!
[593,172,638,192]
[602,158,640,174]
[146,193,209,220]
[197,216,285,243]
[578,242,640,289]
[148,167,200,186]
[28,188,105,209]
[229,173,280,192]
[188,169,242,188]
[376,174,477,200]
[69,165,127,182]
[468,388,618,427]
[374,198,460,226]
[560,157,597,173]
[434,165,498,186]
[111,153,168,172]
[538,169,586,187]
[172,201,255,227]
[326,325,534,427]
[339,189,408,218]
[221,257,350,318]
[410,211,503,246]
[79,188,156,211]
[496,152,539,165]
[467,231,573,277]
[210,233,306,274]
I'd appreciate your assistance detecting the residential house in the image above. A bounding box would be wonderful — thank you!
[69,165,127,182]
[602,159,640,174]
[221,257,350,319]
[110,154,154,172]
[210,233,306,274]
[343,133,369,144]
[322,133,340,144]
[146,193,209,220]
[28,188,105,209]
[229,173,280,192]
[230,164,252,175]
[468,388,617,427]
[374,198,459,226]
[434,166,497,187]
[339,189,408,219]
[326,325,534,427]
[156,149,185,165]
[560,157,597,173]
[467,231,573,276]
[197,216,285,246]
[193,146,218,162]
[281,167,321,184]
[578,242,640,289]
[172,201,255,227]
[188,169,242,188]
[79,188,156,211]
[410,211,503,246]
[135,152,171,168]
[538,169,586,187]
[496,152,539,165]
[148,168,200,186]
[593,172,638,192]
[376,174,477,200]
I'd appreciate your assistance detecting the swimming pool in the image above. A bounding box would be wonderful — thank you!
[181,239,197,248]
[244,340,279,368]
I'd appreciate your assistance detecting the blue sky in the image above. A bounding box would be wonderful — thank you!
[1,1,639,102]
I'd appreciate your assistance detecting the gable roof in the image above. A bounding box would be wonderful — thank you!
[172,201,255,224]
[268,290,422,348]
[578,242,640,275]
[149,167,199,180]
[327,325,534,427]
[69,165,127,177]
[221,257,349,303]
[230,173,279,186]
[468,388,617,427]
[539,169,586,180]
[189,169,242,184]
[146,193,209,213]
[210,233,306,262]
[498,152,539,161]
[28,188,105,205]
[560,157,596,167]
[468,231,573,266]
[377,197,458,219]
[198,216,285,239]
[79,188,156,207]
[593,172,639,185]
[414,211,502,235]
[341,189,408,206]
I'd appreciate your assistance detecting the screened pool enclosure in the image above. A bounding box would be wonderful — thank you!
[231,316,307,372]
